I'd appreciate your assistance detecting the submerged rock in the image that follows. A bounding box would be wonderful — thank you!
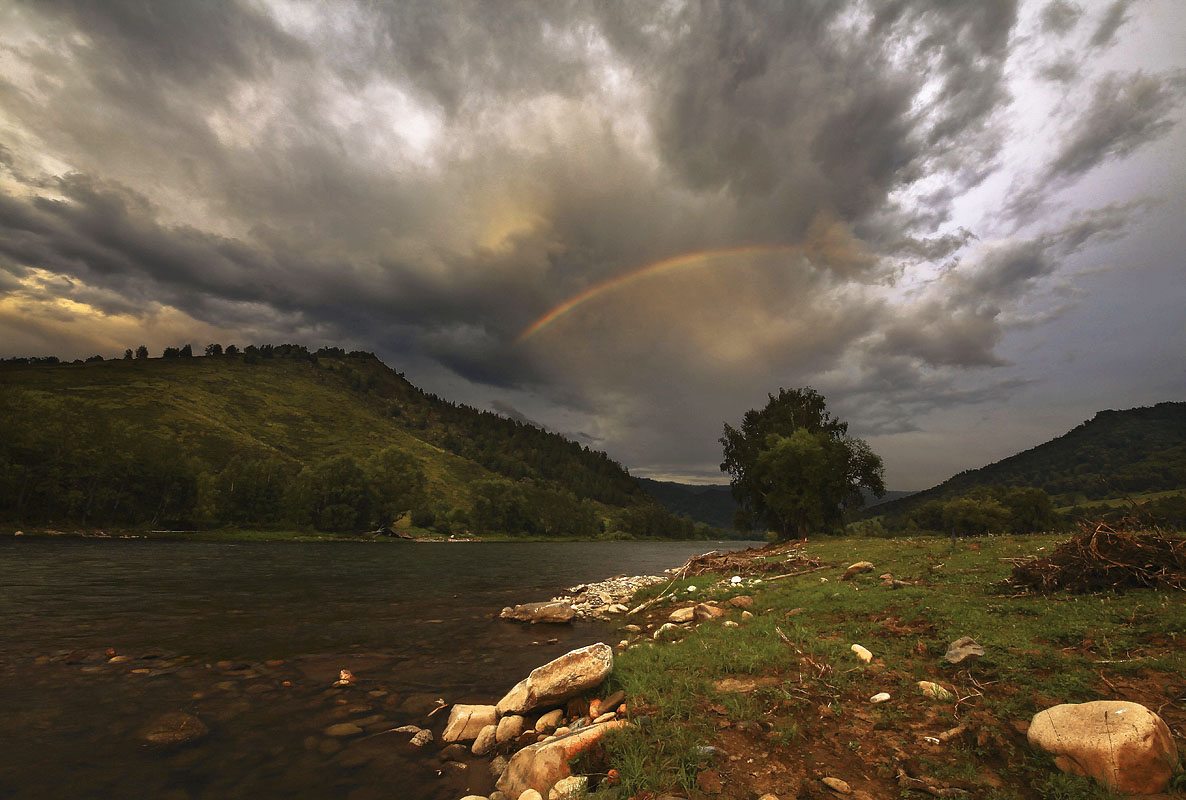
[500,602,577,624]
[139,712,208,746]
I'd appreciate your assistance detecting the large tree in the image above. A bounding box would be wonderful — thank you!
[720,387,885,539]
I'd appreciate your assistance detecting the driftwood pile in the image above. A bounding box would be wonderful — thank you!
[1002,523,1186,593]
[680,541,821,578]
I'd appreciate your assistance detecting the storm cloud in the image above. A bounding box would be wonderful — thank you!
[1,0,1184,488]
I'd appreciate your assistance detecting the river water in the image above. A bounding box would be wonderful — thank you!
[0,538,755,800]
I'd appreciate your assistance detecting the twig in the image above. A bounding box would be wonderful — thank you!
[627,564,689,615]
[764,564,831,582]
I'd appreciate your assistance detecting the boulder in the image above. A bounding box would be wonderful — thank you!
[693,603,726,622]
[496,643,614,716]
[944,636,985,664]
[442,704,498,743]
[497,714,526,744]
[501,602,577,624]
[841,561,874,580]
[140,712,208,746]
[535,709,564,734]
[472,723,498,756]
[549,775,589,799]
[497,720,628,798]
[1028,700,1178,795]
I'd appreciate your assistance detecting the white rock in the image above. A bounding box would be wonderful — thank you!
[850,644,872,663]
[870,692,891,703]
[653,623,683,641]
[730,576,742,584]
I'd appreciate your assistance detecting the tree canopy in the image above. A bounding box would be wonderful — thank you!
[721,387,884,539]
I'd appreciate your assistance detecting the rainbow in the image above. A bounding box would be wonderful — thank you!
[515,244,802,343]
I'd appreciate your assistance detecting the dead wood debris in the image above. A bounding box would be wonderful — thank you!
[999,523,1186,594]
[678,541,822,578]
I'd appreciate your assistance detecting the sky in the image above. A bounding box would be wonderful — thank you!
[1,0,1184,490]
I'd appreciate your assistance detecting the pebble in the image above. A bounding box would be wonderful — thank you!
[917,681,955,701]
[850,644,873,663]
[870,692,891,703]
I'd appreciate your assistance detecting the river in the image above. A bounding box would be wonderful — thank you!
[0,537,756,799]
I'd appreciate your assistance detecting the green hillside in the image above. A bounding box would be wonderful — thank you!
[863,402,1186,526]
[0,347,700,538]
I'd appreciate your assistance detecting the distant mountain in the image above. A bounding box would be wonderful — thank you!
[0,347,701,538]
[864,402,1186,521]
[637,479,738,529]
[638,477,912,529]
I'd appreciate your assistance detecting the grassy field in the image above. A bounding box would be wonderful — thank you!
[585,534,1186,799]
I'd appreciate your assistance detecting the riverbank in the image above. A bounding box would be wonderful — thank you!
[458,532,1186,799]
[3,527,740,544]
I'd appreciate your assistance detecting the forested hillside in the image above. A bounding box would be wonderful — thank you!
[0,346,703,538]
[861,402,1186,529]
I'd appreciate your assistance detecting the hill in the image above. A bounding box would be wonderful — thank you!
[864,402,1186,524]
[639,477,913,530]
[0,347,701,538]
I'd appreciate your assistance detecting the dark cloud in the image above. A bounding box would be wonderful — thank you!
[0,0,1182,488]
[1089,0,1135,48]
[1039,0,1083,35]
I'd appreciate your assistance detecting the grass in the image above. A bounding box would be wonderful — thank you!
[586,533,1186,799]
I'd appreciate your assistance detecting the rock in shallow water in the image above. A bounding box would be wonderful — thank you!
[496,644,613,716]
[139,712,208,746]
[442,704,498,743]
[500,601,576,624]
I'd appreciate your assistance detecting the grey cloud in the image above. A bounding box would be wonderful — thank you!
[1006,69,1184,221]
[1038,59,1080,84]
[26,0,307,87]
[1040,0,1083,34]
[1,0,1181,490]
[1049,71,1184,179]
[1089,0,1134,48]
